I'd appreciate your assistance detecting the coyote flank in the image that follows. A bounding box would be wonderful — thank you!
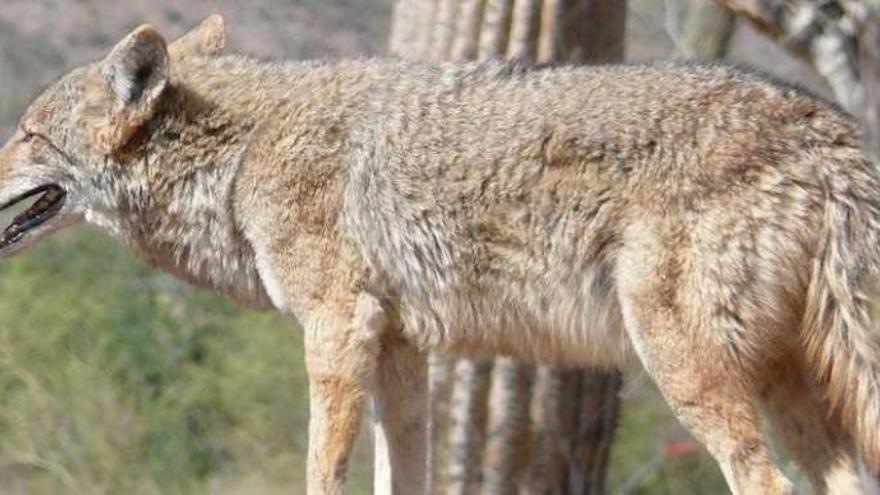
[0,16,879,495]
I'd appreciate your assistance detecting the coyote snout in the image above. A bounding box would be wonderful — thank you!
[0,128,77,258]
[3,14,880,495]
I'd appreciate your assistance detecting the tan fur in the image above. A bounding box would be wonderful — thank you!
[2,16,880,494]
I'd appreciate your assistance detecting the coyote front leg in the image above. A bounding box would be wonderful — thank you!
[372,335,428,495]
[303,294,386,495]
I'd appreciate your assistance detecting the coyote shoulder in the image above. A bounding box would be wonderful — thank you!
[0,16,878,494]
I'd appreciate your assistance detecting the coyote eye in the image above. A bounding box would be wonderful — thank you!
[19,127,35,143]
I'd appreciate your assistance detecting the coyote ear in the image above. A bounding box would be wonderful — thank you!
[169,15,226,61]
[95,24,169,153]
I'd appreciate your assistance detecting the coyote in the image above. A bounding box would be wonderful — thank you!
[1,15,879,495]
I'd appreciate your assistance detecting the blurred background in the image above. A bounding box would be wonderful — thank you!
[0,1,860,494]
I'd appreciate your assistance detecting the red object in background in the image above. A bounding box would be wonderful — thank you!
[663,439,702,458]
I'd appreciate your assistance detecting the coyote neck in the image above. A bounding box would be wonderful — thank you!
[87,58,376,311]
[87,83,272,308]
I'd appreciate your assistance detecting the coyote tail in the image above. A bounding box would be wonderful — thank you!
[803,167,880,475]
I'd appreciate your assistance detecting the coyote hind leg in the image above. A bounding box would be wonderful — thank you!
[761,354,868,494]
[617,237,794,495]
[620,300,794,494]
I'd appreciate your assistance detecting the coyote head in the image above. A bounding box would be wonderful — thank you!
[0,16,269,306]
[0,16,230,257]
[0,15,227,255]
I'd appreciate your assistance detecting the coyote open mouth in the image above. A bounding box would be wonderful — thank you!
[0,184,66,248]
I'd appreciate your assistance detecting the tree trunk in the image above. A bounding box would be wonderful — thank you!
[483,359,534,494]
[446,358,494,495]
[682,1,735,59]
[507,0,542,62]
[388,2,627,493]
